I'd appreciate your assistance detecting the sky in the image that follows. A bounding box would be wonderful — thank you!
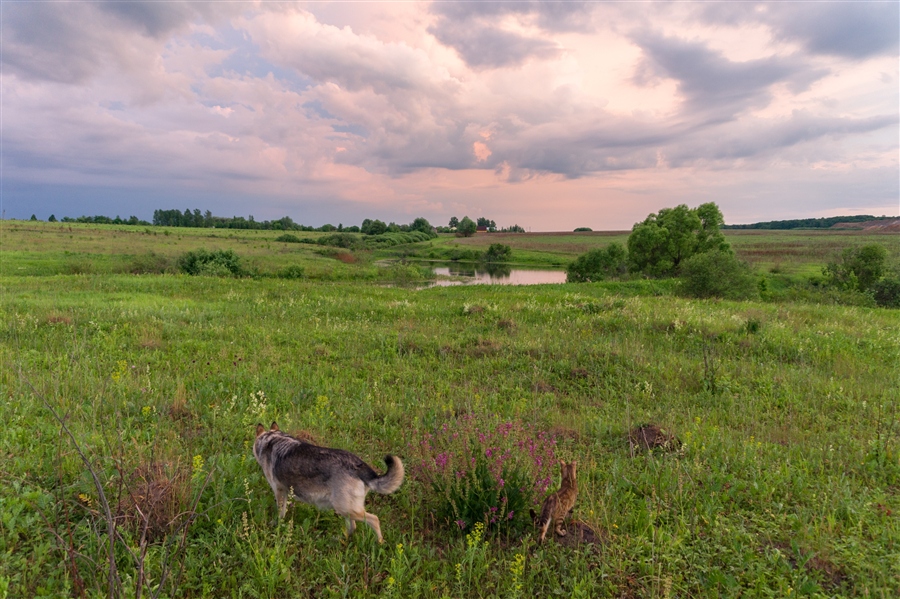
[2,1,898,231]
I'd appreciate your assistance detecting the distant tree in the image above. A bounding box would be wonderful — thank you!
[30,214,38,221]
[483,243,512,262]
[627,203,729,277]
[410,217,433,234]
[449,216,459,229]
[476,217,497,231]
[456,216,477,237]
[361,219,387,235]
[574,227,592,232]
[823,244,888,292]
[501,224,525,233]
[320,224,336,232]
[48,214,57,222]
[566,243,627,282]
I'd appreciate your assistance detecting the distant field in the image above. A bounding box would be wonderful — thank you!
[3,221,896,278]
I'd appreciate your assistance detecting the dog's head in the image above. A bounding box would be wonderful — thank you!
[255,421,280,438]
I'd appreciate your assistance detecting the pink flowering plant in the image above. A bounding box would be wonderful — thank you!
[412,415,558,536]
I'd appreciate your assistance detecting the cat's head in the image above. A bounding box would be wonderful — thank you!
[561,460,577,482]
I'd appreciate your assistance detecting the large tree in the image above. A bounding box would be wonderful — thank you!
[627,203,729,277]
[456,216,477,237]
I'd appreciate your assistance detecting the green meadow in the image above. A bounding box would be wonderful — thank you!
[2,221,898,598]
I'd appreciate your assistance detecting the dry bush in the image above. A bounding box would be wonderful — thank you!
[116,462,190,542]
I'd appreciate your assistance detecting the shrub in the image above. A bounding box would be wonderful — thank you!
[482,244,512,263]
[177,249,244,277]
[275,233,301,243]
[129,252,173,274]
[823,244,888,291]
[566,243,627,282]
[573,227,592,232]
[873,276,900,308]
[413,416,558,537]
[317,233,364,249]
[678,250,757,300]
[276,265,305,279]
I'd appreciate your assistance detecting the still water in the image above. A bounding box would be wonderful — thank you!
[427,265,567,286]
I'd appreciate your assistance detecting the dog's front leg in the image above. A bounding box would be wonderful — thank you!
[275,487,289,518]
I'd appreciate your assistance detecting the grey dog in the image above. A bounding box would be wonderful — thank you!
[253,422,405,543]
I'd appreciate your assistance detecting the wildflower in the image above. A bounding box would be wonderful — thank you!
[456,519,467,529]
[192,454,204,480]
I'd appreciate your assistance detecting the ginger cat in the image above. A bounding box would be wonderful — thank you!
[531,460,577,544]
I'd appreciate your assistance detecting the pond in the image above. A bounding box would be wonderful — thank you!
[426,264,567,286]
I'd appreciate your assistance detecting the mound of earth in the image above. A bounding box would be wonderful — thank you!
[628,424,681,451]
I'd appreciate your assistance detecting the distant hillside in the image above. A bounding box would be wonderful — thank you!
[723,215,898,230]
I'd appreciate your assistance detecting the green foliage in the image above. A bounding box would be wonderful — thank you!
[823,244,888,291]
[361,218,388,235]
[30,214,38,221]
[275,233,302,243]
[410,217,434,234]
[176,249,244,277]
[317,232,364,249]
[573,227,592,232]
[566,243,627,282]
[48,214,57,222]
[627,203,729,277]
[872,276,900,308]
[678,250,758,300]
[129,251,174,274]
[456,216,477,237]
[482,244,512,263]
[276,264,306,279]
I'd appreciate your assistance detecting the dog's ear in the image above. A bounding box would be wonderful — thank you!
[255,423,265,437]
[270,421,280,431]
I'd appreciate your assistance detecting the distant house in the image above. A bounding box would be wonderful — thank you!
[476,226,488,233]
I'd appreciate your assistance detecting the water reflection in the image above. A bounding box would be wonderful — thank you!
[428,265,567,286]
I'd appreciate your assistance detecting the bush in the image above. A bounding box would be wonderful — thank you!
[566,243,627,282]
[823,244,888,291]
[177,249,244,277]
[573,227,592,232]
[317,233,364,249]
[678,250,757,300]
[275,233,301,243]
[129,252,173,274]
[873,276,900,308]
[482,244,511,263]
[276,265,305,279]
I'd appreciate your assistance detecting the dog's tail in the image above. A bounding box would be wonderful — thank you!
[366,455,405,495]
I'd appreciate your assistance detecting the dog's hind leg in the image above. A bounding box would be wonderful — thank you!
[361,511,383,544]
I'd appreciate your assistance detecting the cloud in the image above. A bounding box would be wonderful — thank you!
[1,1,245,84]
[428,21,561,69]
[427,0,593,68]
[767,2,899,60]
[632,32,825,120]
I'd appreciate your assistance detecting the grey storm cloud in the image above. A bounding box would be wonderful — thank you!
[769,2,900,59]
[427,0,593,68]
[664,112,899,167]
[428,21,562,69]
[632,33,827,120]
[695,2,899,60]
[1,1,244,84]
